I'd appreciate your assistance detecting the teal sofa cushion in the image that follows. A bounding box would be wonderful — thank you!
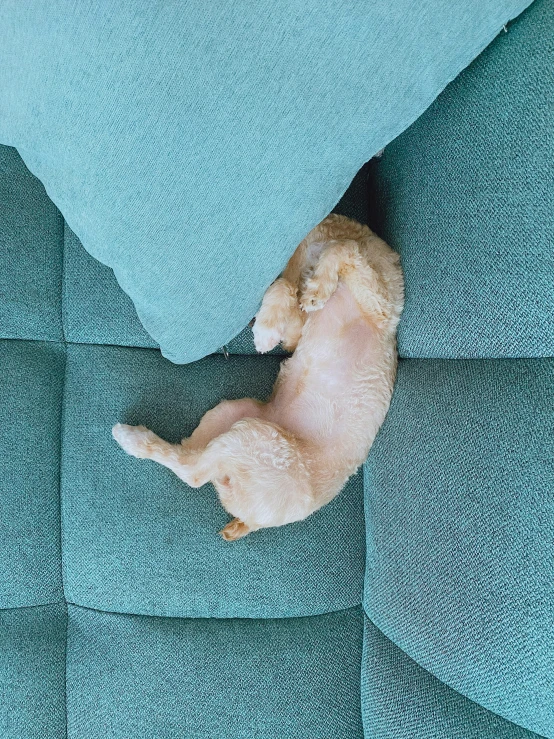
[0,605,67,739]
[0,341,64,608]
[370,0,554,359]
[364,358,554,737]
[0,0,531,363]
[361,9,554,732]
[362,618,543,739]
[0,147,63,341]
[67,605,364,738]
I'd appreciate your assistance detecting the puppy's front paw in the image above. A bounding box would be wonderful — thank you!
[253,321,281,353]
[299,279,333,312]
[112,423,156,459]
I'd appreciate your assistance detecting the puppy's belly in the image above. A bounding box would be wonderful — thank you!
[269,287,384,445]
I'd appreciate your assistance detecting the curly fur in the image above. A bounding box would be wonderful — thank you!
[113,214,404,540]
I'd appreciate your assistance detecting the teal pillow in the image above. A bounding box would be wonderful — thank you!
[0,0,531,362]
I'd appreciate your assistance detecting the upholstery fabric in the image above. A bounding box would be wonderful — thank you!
[0,145,366,737]
[369,0,554,359]
[0,605,67,739]
[364,359,554,737]
[0,340,64,608]
[0,0,531,362]
[360,5,554,733]
[62,345,364,618]
[66,605,364,739]
[1,0,553,734]
[362,617,544,739]
[0,147,63,340]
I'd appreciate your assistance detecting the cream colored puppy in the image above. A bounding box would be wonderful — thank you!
[113,214,404,540]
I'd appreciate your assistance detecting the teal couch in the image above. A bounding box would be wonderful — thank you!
[1,1,552,737]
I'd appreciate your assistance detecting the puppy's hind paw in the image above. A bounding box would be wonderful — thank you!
[112,423,156,459]
[220,518,251,541]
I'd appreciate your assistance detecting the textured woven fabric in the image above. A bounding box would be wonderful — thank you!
[0,0,531,362]
[63,226,157,349]
[0,147,63,340]
[362,617,545,739]
[62,345,364,618]
[0,144,367,737]
[364,358,554,737]
[2,1,553,732]
[0,340,64,608]
[61,164,374,356]
[64,223,263,355]
[66,605,364,739]
[369,0,554,359]
[0,604,67,739]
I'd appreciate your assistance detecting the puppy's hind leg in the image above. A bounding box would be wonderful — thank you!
[113,424,189,473]
[113,423,216,488]
[113,399,263,489]
[183,398,263,451]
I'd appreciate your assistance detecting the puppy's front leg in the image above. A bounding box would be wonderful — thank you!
[300,239,360,312]
[253,277,304,353]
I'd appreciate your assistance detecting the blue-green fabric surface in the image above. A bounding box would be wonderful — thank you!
[0,0,531,362]
[0,341,65,608]
[362,617,545,739]
[67,604,364,739]
[2,0,554,732]
[63,225,157,349]
[0,147,63,341]
[364,359,554,737]
[0,146,368,735]
[62,162,372,355]
[0,604,67,739]
[369,0,554,359]
[62,345,364,618]
[63,224,280,356]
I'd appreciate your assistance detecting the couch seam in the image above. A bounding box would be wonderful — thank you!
[3,334,554,362]
[65,600,363,623]
[59,217,69,739]
[0,600,65,613]
[63,601,68,739]
[361,608,549,739]
[60,218,67,344]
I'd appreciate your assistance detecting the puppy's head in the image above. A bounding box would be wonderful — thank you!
[202,418,314,530]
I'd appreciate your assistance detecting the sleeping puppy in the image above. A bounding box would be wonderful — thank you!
[113,214,404,540]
